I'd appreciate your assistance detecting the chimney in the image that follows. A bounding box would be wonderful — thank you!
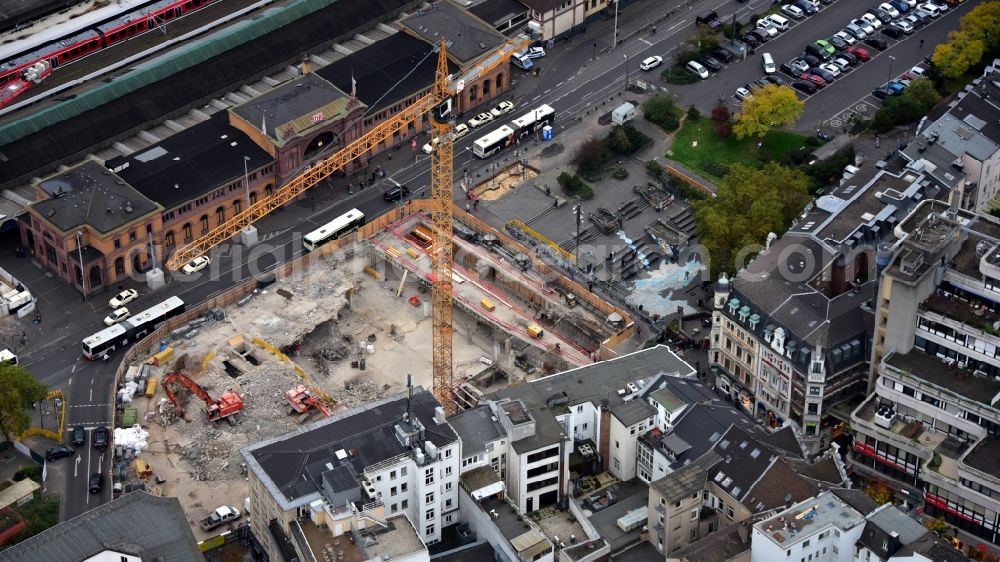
[886,530,901,556]
[830,255,847,297]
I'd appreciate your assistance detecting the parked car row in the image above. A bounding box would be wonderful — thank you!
[421,101,513,154]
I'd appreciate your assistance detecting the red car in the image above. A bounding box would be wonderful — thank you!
[847,46,870,61]
[799,73,828,88]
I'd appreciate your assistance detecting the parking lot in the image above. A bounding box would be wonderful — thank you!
[672,0,978,134]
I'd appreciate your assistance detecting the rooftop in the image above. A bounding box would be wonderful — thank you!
[317,32,459,114]
[755,491,865,547]
[650,451,718,503]
[741,457,819,514]
[31,160,160,235]
[963,437,1000,477]
[0,491,203,562]
[584,479,649,552]
[921,292,1000,333]
[858,505,928,560]
[467,0,528,27]
[884,348,1000,406]
[360,515,427,561]
[489,346,693,453]
[667,519,752,562]
[448,405,504,456]
[242,387,456,509]
[609,541,664,562]
[434,542,498,562]
[399,0,505,65]
[477,495,551,560]
[643,399,770,471]
[106,112,274,212]
[230,73,357,148]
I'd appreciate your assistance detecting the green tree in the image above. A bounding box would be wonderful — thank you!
[643,96,683,133]
[959,1,1000,48]
[733,85,804,140]
[923,516,951,537]
[864,482,892,505]
[606,127,632,154]
[693,162,809,276]
[571,138,609,178]
[687,25,720,54]
[873,78,942,131]
[0,362,47,443]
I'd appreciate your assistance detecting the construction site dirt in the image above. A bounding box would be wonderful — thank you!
[116,226,624,539]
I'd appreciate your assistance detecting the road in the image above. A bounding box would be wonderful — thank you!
[3,0,973,522]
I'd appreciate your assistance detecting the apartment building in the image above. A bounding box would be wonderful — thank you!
[710,163,949,452]
[858,202,1000,549]
[241,386,460,561]
[900,59,1000,213]
[483,346,694,512]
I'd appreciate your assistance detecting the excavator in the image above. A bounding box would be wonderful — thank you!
[285,385,332,423]
[162,372,244,424]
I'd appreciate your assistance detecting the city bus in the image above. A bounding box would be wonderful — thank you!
[302,208,365,251]
[510,104,555,140]
[82,296,185,359]
[472,125,515,158]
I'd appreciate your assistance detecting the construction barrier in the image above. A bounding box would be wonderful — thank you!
[18,389,66,442]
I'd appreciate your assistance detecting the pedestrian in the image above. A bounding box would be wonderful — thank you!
[473,199,479,211]
[465,203,471,213]
[919,39,924,48]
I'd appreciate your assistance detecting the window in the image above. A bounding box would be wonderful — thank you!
[726,506,734,519]
[445,448,452,458]
[401,467,407,477]
[391,503,397,513]
[615,441,620,449]
[690,508,698,521]
[426,508,434,520]
[445,498,452,508]
[803,539,810,548]
[483,79,490,95]
[234,199,242,214]
[183,223,192,242]
[114,238,121,249]
[401,500,408,509]
[582,423,588,430]
[425,524,434,536]
[199,215,209,234]
[425,468,434,485]
[391,470,397,480]
[164,231,175,247]
[216,206,225,224]
[690,528,698,540]
[391,486,398,496]
[114,257,125,275]
[425,492,434,503]
[577,405,583,412]
[674,500,682,508]
[445,482,452,491]
[129,230,136,242]
[401,483,408,492]
[445,466,452,476]
[613,458,620,470]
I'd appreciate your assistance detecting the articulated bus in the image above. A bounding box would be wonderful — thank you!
[303,208,365,251]
[82,296,185,359]
[472,104,555,158]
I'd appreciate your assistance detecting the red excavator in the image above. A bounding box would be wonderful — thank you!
[286,385,332,422]
[162,372,244,424]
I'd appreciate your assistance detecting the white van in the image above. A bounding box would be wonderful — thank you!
[762,52,775,74]
[686,60,709,79]
[767,13,790,31]
[512,53,533,71]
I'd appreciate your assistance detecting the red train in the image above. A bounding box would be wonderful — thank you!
[0,0,220,109]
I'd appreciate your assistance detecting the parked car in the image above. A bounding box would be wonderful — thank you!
[383,185,410,202]
[489,101,515,118]
[685,60,708,79]
[818,63,841,78]
[794,0,818,15]
[847,45,870,61]
[811,66,836,82]
[805,43,832,62]
[911,7,933,22]
[781,59,810,75]
[834,30,857,45]
[468,112,493,128]
[756,19,778,36]
[640,55,664,71]
[780,4,805,19]
[873,8,895,23]
[829,58,851,72]
[749,28,771,43]
[740,33,761,48]
[882,24,905,39]
[828,35,849,51]
[72,425,86,446]
[861,13,883,29]
[453,123,470,138]
[851,18,875,35]
[712,48,735,63]
[109,289,138,309]
[765,74,788,86]
[815,39,835,55]
[879,2,900,17]
[103,307,130,327]
[919,2,942,16]
[801,54,821,68]
[735,87,753,101]
[525,46,546,58]
[698,56,722,72]
[792,80,818,94]
[864,37,889,51]
[799,73,828,88]
[845,23,868,40]
[93,426,109,451]
[46,444,74,462]
[888,80,907,94]
[89,473,104,494]
[836,53,857,66]
[182,256,211,274]
[890,0,911,13]
[872,87,891,100]
[421,137,439,155]
[762,52,776,74]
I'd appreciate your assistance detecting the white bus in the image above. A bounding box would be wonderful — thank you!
[0,349,16,364]
[472,125,515,158]
[303,208,365,251]
[510,104,555,140]
[82,296,186,360]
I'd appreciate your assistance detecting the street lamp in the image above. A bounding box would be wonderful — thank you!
[886,55,896,95]
[574,200,583,269]
[75,231,86,299]
[623,54,629,90]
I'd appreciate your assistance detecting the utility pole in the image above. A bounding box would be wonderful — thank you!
[574,199,582,268]
[623,54,629,90]
[613,0,620,48]
[731,11,737,47]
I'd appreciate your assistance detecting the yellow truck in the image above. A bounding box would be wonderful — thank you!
[526,324,544,338]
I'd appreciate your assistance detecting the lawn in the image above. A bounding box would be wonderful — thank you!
[1,492,59,549]
[668,116,810,182]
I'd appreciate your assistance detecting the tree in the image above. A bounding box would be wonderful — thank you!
[923,516,951,537]
[873,78,942,131]
[0,362,47,443]
[686,24,720,54]
[643,96,683,133]
[932,32,986,79]
[572,138,609,178]
[733,85,804,140]
[606,127,632,155]
[692,162,810,276]
[863,482,892,505]
[959,1,1000,49]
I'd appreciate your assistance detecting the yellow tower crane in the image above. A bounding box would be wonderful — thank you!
[164,36,531,412]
